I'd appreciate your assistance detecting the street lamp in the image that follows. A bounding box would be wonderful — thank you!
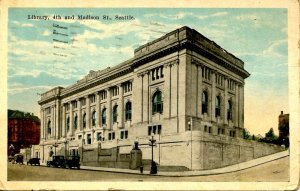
[149,133,157,174]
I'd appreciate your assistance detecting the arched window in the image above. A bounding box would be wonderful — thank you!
[113,105,118,123]
[215,96,221,117]
[227,100,233,121]
[152,91,163,114]
[125,101,132,121]
[74,114,78,129]
[101,108,106,125]
[202,91,208,114]
[83,113,86,128]
[92,110,96,126]
[66,116,70,132]
[47,120,51,136]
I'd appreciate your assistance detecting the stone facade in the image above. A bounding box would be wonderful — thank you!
[34,26,283,170]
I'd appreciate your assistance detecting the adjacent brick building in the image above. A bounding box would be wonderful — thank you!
[33,26,283,170]
[278,111,289,146]
[8,109,40,155]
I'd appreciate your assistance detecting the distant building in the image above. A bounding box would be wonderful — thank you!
[278,111,289,144]
[8,109,40,155]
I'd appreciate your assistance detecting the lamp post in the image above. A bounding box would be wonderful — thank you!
[149,133,157,174]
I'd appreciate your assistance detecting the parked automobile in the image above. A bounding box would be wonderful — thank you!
[13,154,23,164]
[27,158,40,166]
[65,155,80,169]
[46,155,66,168]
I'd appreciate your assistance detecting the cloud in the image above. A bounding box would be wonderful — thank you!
[262,39,287,57]
[197,12,228,20]
[12,20,34,27]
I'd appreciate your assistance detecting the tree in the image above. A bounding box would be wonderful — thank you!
[242,129,251,140]
[265,128,278,140]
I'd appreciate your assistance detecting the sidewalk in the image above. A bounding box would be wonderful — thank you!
[80,150,289,177]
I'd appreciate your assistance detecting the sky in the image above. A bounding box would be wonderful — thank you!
[7,8,288,136]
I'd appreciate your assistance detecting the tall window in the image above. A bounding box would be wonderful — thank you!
[66,116,70,132]
[152,91,163,114]
[83,113,86,128]
[47,120,51,136]
[215,96,221,117]
[113,105,118,123]
[74,114,78,129]
[227,100,233,121]
[92,110,96,126]
[101,108,106,125]
[87,134,91,144]
[125,101,132,121]
[202,91,208,114]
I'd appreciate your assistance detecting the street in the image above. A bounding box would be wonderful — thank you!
[7,156,289,182]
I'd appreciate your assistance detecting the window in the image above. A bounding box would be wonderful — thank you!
[108,132,115,140]
[209,126,212,133]
[204,125,207,132]
[47,120,51,136]
[90,94,96,103]
[151,66,164,81]
[74,114,78,129]
[124,81,132,93]
[125,101,132,121]
[148,125,162,135]
[152,91,163,114]
[83,113,86,128]
[120,130,128,139]
[97,132,102,141]
[112,105,118,123]
[78,135,82,140]
[227,100,233,121]
[218,128,225,135]
[100,91,107,100]
[202,91,208,114]
[101,108,106,125]
[92,110,96,126]
[46,107,51,114]
[66,116,70,132]
[112,86,119,97]
[87,134,91,144]
[215,96,221,117]
[230,130,236,137]
[73,101,77,108]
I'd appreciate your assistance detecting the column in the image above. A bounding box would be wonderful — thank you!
[55,100,60,139]
[86,96,90,129]
[118,84,124,128]
[106,88,112,130]
[164,64,171,119]
[142,72,149,122]
[234,83,239,127]
[51,106,54,138]
[62,104,66,137]
[78,98,82,131]
[40,109,44,140]
[224,77,228,124]
[69,101,73,136]
[44,108,47,140]
[211,71,216,121]
[197,65,203,118]
[239,84,244,128]
[96,93,100,128]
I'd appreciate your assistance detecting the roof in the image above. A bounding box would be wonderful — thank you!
[8,109,40,122]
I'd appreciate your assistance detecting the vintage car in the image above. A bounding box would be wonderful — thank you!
[46,155,66,168]
[65,155,80,169]
[13,154,23,164]
[27,158,40,166]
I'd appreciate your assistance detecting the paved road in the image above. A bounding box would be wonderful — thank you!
[7,156,289,182]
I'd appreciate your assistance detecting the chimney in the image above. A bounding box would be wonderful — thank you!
[281,111,283,115]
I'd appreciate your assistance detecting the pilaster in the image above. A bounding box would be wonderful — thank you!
[62,104,66,137]
[86,96,90,129]
[224,77,228,124]
[118,84,124,128]
[211,70,216,121]
[106,88,112,130]
[96,93,100,128]
[69,101,74,136]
